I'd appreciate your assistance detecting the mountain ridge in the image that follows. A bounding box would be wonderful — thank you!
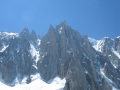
[0,21,120,90]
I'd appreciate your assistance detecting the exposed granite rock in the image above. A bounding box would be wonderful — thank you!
[37,21,120,90]
[0,29,38,86]
[31,30,37,41]
[0,21,120,90]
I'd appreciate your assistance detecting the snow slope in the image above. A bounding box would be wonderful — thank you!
[88,37,99,51]
[0,76,66,90]
[0,45,9,52]
[100,68,118,90]
[112,48,120,59]
[30,43,40,64]
[0,32,19,39]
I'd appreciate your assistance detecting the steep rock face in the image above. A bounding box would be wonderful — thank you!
[37,24,59,81]
[37,21,84,81]
[89,37,120,69]
[31,30,37,41]
[90,37,120,70]
[0,29,39,85]
[37,21,120,90]
[0,21,120,90]
[89,37,120,89]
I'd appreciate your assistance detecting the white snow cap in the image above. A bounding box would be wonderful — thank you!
[88,37,100,51]
[117,36,120,39]
[0,32,19,36]
[0,45,9,52]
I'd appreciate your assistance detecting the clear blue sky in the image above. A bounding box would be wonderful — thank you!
[0,0,120,39]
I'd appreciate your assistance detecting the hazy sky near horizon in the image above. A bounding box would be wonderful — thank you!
[0,0,120,39]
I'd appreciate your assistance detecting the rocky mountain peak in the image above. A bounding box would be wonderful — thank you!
[102,37,113,42]
[0,21,120,90]
[60,20,67,26]
[116,36,120,39]
[19,28,30,39]
[48,24,55,33]
[56,21,73,37]
[20,27,29,34]
[31,30,37,41]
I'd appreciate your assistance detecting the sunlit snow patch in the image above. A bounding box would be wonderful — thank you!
[0,32,19,37]
[0,76,66,90]
[59,31,62,34]
[30,44,40,64]
[116,36,120,39]
[112,48,120,59]
[3,32,19,36]
[59,27,62,34]
[67,50,72,54]
[88,37,99,51]
[100,68,118,90]
[0,45,9,52]
[88,37,108,52]
[0,32,18,36]
[37,39,41,46]
[110,61,117,69]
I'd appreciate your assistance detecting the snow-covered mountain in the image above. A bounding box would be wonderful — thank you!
[0,21,120,90]
[89,37,120,69]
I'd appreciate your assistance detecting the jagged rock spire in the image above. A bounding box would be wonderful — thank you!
[19,28,30,39]
[31,30,37,41]
[20,27,29,34]
[48,24,55,32]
